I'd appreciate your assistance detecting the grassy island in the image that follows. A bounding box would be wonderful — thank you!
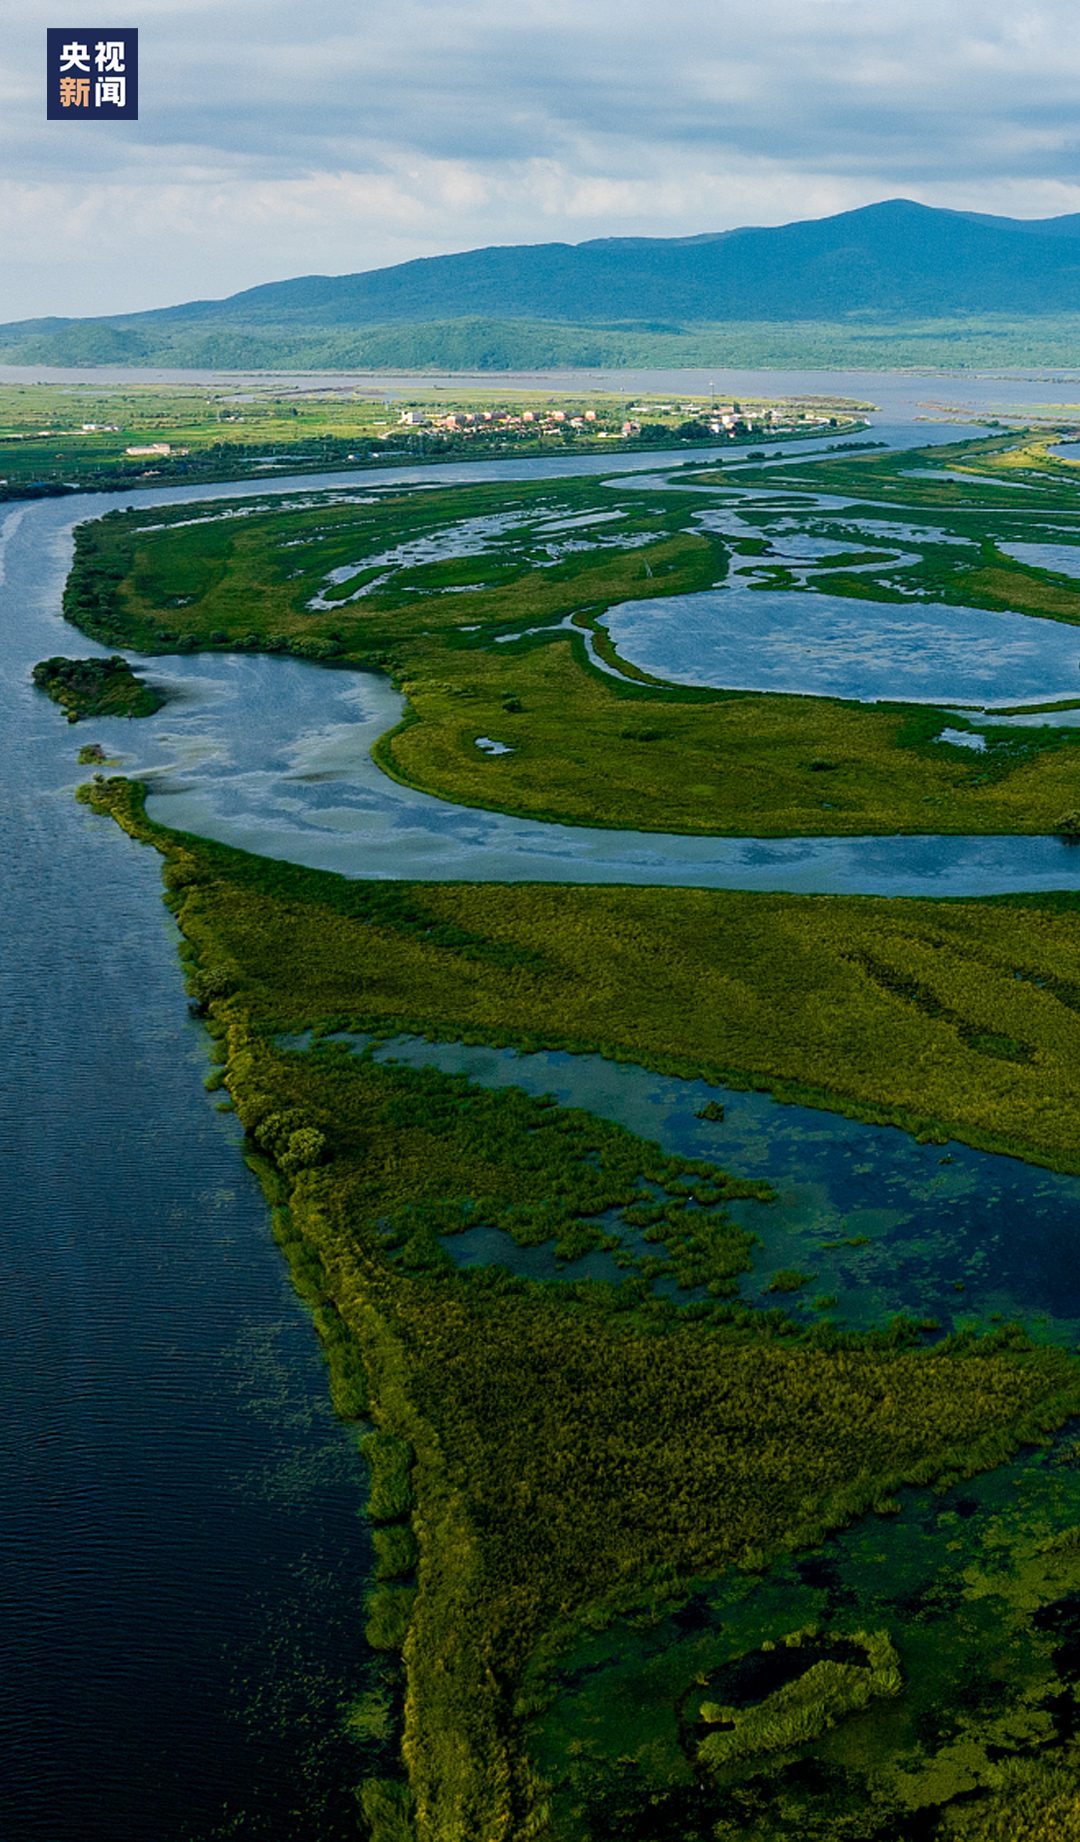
[32,653,165,723]
[64,431,1080,1838]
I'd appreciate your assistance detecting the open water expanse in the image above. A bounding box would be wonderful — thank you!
[601,579,1080,707]
[0,529,388,1837]
[7,367,1080,1835]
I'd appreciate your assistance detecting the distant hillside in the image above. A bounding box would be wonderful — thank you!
[7,199,1080,371]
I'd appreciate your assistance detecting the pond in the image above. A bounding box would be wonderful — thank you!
[599,582,1080,706]
[335,1033,1080,1346]
[999,538,1080,577]
[7,371,1080,1835]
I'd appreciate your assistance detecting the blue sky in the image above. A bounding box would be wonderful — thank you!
[2,0,1079,321]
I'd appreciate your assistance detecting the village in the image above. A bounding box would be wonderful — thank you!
[391,396,864,445]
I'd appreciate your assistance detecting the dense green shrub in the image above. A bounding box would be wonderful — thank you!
[365,1586,417,1651]
[358,1777,416,1842]
[374,1524,419,1582]
[360,1431,413,1523]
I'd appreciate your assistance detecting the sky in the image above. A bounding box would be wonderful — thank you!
[2,0,1080,323]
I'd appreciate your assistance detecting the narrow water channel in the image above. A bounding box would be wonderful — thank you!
[2,384,1078,1834]
[54,646,1080,898]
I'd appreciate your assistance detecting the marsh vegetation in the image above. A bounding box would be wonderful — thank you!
[60,431,1080,838]
[78,769,1080,1839]
[62,428,1080,1837]
[32,652,165,722]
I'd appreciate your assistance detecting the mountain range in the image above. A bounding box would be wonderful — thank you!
[5,198,1080,371]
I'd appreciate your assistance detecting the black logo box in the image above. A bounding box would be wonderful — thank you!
[47,29,138,120]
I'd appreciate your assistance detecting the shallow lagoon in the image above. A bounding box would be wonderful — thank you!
[358,1035,1080,1345]
[600,582,1080,706]
[11,393,1080,1833]
[1000,538,1080,577]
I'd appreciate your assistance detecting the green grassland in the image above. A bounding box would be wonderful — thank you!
[61,432,1080,1837]
[61,435,1080,837]
[77,779,1080,1174]
[0,377,604,497]
[0,377,390,495]
[78,773,1080,1839]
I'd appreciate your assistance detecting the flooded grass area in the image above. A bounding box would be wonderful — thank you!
[26,410,1080,1839]
[285,1031,1080,1345]
[528,1428,1080,1839]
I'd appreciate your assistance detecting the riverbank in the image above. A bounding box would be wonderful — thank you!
[78,770,1080,1840]
[60,436,1080,842]
[0,364,869,505]
[19,410,1080,1838]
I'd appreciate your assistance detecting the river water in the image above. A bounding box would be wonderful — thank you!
[11,465,1080,899]
[0,509,384,1840]
[5,368,1080,1836]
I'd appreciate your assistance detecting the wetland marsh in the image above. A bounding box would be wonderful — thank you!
[64,430,1080,843]
[19,394,1080,1840]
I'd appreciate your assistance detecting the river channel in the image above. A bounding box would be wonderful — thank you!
[6,370,1080,1836]
[0,497,392,1840]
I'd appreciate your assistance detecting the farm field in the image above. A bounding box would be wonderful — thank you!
[0,377,864,499]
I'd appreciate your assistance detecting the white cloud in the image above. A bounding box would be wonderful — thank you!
[2,0,1080,319]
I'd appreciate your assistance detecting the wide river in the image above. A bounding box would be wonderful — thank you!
[6,366,1080,1837]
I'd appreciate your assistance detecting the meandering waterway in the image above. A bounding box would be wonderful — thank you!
[7,369,1080,1834]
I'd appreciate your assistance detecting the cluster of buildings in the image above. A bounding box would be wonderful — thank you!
[392,401,846,442]
[394,406,602,436]
[627,402,840,437]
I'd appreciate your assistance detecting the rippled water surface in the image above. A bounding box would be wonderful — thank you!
[600,582,1080,705]
[6,369,1080,1833]
[0,507,379,1841]
[999,538,1080,577]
